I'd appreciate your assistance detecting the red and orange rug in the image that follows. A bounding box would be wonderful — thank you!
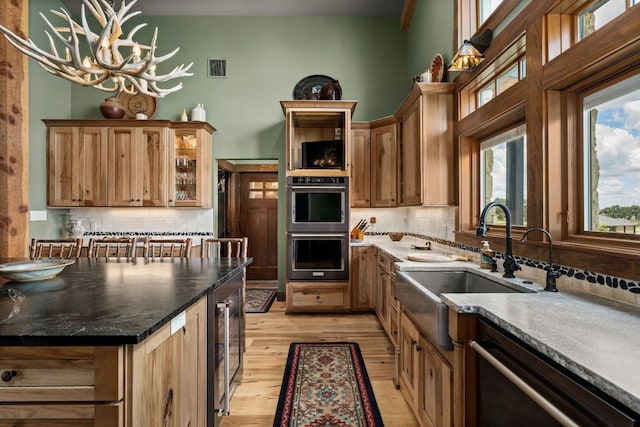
[274,342,384,427]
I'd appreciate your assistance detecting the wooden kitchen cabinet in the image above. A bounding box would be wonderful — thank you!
[350,245,375,311]
[0,298,207,426]
[286,281,350,313]
[280,100,356,176]
[376,249,399,347]
[128,297,207,427]
[44,120,214,208]
[169,124,214,207]
[400,311,453,427]
[108,126,168,207]
[46,125,108,207]
[371,119,398,207]
[394,83,456,207]
[350,123,372,207]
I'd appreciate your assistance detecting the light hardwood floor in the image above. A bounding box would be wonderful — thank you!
[219,282,419,426]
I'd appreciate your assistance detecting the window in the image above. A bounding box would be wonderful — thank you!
[480,125,527,226]
[479,0,504,25]
[582,73,640,234]
[577,0,634,41]
[477,55,526,107]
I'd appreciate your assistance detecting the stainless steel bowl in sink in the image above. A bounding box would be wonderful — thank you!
[396,270,534,350]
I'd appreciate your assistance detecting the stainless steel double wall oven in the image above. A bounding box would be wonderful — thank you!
[287,176,349,281]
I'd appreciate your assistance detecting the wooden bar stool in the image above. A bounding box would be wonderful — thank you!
[143,238,193,260]
[87,237,138,260]
[30,237,83,259]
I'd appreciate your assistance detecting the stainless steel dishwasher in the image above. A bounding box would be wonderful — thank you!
[471,318,639,426]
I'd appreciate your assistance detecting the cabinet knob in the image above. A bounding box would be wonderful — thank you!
[1,370,17,382]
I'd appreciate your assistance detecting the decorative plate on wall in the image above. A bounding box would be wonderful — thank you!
[293,75,341,100]
[116,91,157,119]
[431,54,445,82]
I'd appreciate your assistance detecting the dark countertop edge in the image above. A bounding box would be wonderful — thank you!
[0,257,252,347]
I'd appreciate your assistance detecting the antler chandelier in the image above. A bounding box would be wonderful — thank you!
[0,0,192,98]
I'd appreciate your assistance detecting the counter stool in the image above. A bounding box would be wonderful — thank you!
[30,237,82,259]
[87,237,137,260]
[200,237,248,259]
[143,237,193,260]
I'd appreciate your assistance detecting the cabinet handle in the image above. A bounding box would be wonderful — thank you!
[1,370,17,382]
[416,345,422,352]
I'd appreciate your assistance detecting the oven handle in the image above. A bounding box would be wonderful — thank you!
[469,340,579,427]
[289,185,344,190]
[217,301,231,416]
[289,233,347,238]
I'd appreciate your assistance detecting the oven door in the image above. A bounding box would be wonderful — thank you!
[287,184,349,233]
[287,233,349,281]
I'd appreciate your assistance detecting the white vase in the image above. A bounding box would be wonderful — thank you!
[191,103,206,122]
[65,217,85,237]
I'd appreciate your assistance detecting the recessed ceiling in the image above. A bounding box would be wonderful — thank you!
[58,0,405,17]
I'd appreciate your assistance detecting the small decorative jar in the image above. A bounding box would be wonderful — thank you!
[191,103,206,121]
[65,216,85,238]
[99,97,125,119]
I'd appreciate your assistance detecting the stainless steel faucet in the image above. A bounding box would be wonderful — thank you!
[476,201,521,278]
[521,227,560,292]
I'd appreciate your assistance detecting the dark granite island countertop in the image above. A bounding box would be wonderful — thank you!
[0,257,252,346]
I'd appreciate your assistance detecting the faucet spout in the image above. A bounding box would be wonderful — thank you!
[476,201,520,278]
[521,227,560,292]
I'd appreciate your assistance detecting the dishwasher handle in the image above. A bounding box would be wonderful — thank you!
[470,340,579,427]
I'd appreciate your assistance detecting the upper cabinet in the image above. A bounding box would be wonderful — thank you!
[394,83,457,207]
[280,100,357,176]
[44,120,214,208]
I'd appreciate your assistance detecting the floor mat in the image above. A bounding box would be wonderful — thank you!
[244,288,277,313]
[274,342,384,426]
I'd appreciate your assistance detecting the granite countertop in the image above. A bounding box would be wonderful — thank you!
[354,235,640,414]
[0,257,252,346]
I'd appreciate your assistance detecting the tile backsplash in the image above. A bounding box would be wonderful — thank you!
[69,208,214,234]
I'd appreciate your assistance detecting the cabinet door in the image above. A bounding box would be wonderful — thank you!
[129,298,206,427]
[418,335,453,427]
[169,128,212,208]
[423,88,456,206]
[371,123,397,207]
[350,246,375,310]
[376,265,389,332]
[141,127,168,207]
[108,128,143,206]
[399,312,421,414]
[350,127,371,207]
[47,127,108,207]
[398,96,422,206]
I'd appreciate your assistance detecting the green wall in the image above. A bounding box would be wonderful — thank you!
[406,0,455,83]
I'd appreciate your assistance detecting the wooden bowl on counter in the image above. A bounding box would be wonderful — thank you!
[388,232,404,241]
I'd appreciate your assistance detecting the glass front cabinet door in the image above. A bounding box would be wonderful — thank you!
[169,122,214,207]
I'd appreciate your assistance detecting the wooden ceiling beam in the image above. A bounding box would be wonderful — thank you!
[401,0,417,31]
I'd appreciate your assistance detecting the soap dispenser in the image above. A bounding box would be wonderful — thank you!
[480,241,495,269]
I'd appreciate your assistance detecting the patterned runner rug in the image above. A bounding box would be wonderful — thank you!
[274,342,384,427]
[245,288,277,313]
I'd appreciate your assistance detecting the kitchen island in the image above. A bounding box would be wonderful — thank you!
[0,257,252,426]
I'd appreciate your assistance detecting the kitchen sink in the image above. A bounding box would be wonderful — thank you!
[396,270,534,350]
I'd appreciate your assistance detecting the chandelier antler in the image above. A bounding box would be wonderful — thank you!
[0,0,192,98]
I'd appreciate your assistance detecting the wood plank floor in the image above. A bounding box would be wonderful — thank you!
[220,282,419,426]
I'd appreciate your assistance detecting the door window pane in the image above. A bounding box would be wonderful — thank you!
[583,74,640,234]
[480,125,527,226]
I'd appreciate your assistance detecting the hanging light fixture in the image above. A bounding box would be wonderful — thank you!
[0,0,192,98]
[449,29,493,72]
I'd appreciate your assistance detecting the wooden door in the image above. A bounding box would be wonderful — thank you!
[108,128,142,207]
[399,96,423,206]
[350,126,371,207]
[371,123,397,207]
[350,246,375,310]
[239,172,278,280]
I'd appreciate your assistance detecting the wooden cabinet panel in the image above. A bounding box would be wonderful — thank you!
[350,246,375,310]
[0,346,122,403]
[399,311,420,414]
[398,97,423,206]
[350,125,371,207]
[128,297,206,427]
[0,403,122,426]
[371,123,397,207]
[286,281,350,312]
[47,127,108,207]
[108,128,142,206]
[418,336,452,427]
[141,127,168,207]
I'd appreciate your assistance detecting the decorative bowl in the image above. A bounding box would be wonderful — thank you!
[0,259,75,283]
[388,232,404,242]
